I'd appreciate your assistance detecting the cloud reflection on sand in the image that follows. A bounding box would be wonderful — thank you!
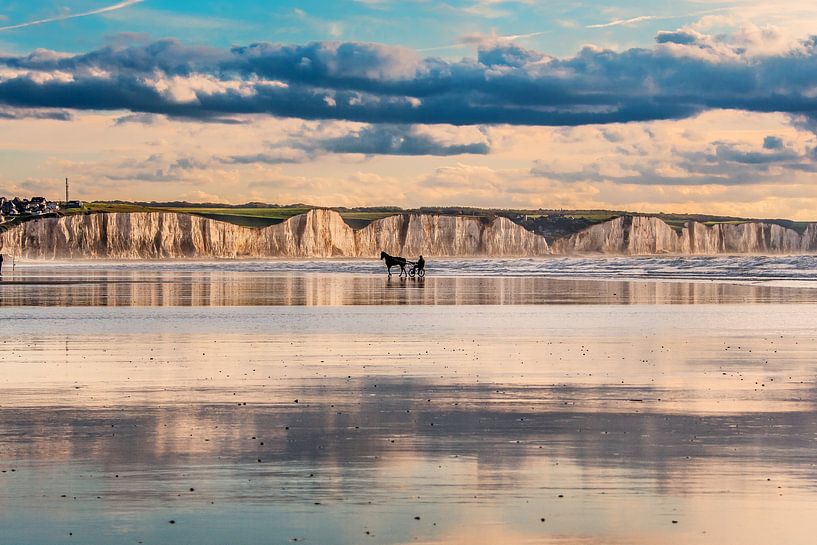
[2,266,817,544]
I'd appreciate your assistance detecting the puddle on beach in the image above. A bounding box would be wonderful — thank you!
[2,262,817,544]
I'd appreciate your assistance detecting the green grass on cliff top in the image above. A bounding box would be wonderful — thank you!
[62,203,396,229]
[32,202,813,237]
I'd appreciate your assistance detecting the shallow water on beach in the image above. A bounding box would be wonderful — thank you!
[2,259,817,544]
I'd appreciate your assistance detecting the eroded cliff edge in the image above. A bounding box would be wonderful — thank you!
[551,216,817,255]
[0,209,549,258]
[2,210,816,258]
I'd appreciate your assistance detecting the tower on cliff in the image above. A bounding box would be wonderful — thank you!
[65,177,69,202]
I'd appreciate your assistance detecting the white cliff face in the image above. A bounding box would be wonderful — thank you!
[0,209,549,259]
[356,214,549,257]
[552,217,690,254]
[553,216,817,255]
[4,210,817,259]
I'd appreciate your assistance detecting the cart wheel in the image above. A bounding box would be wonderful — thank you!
[409,268,416,277]
[418,269,425,278]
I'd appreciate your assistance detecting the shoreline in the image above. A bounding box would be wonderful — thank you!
[3,256,817,286]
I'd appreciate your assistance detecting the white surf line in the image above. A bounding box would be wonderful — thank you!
[0,0,144,32]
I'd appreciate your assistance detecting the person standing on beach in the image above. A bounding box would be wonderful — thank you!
[0,253,4,275]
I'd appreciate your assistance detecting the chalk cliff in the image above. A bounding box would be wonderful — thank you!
[3,210,817,258]
[0,209,550,258]
[551,215,817,255]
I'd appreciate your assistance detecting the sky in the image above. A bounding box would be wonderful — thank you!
[3,1,817,218]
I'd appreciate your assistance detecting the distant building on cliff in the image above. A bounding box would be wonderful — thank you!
[0,195,75,222]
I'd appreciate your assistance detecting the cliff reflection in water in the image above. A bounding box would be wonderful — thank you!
[4,269,817,306]
[4,263,817,545]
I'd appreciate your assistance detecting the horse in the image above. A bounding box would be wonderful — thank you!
[380,251,408,277]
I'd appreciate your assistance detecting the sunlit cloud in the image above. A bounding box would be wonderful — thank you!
[5,30,817,128]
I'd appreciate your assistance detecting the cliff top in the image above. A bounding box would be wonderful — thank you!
[84,202,817,240]
[3,200,815,241]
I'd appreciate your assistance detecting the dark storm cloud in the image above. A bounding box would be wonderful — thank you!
[710,142,800,165]
[655,30,702,45]
[763,135,784,149]
[476,42,545,67]
[113,113,160,125]
[3,35,817,127]
[222,151,305,165]
[0,107,72,120]
[314,124,489,155]
[224,124,490,164]
[0,39,224,75]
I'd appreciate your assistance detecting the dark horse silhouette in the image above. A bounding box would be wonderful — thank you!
[380,251,407,277]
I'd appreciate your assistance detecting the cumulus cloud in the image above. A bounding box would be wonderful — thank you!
[476,42,545,67]
[104,154,211,182]
[532,134,817,186]
[2,31,817,127]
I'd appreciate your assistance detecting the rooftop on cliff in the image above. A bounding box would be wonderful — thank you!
[2,199,814,241]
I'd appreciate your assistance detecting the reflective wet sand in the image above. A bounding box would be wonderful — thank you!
[2,263,817,544]
[5,264,817,306]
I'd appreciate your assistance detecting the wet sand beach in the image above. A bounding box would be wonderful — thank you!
[2,260,817,544]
